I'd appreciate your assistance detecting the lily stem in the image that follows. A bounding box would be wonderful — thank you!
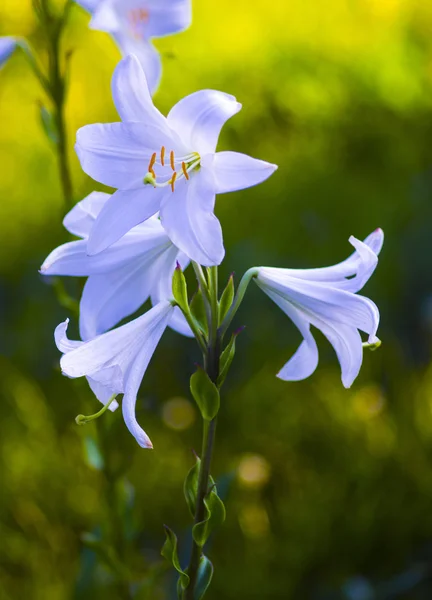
[184,267,220,599]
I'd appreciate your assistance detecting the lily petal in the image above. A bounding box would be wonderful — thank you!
[76,121,176,189]
[63,191,109,238]
[144,0,192,38]
[111,54,168,123]
[212,151,278,194]
[159,170,224,266]
[0,37,16,67]
[87,187,164,255]
[167,90,241,154]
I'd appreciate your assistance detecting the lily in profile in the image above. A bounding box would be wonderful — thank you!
[76,54,277,266]
[255,229,384,388]
[75,0,192,94]
[56,300,175,448]
[41,191,191,339]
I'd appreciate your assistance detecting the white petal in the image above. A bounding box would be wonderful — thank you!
[60,301,173,379]
[319,322,364,388]
[87,370,121,411]
[54,319,82,353]
[90,4,119,31]
[87,187,165,255]
[212,151,277,194]
[167,90,241,154]
[111,54,168,122]
[159,170,224,266]
[75,121,173,189]
[0,37,16,67]
[79,256,159,339]
[144,0,192,38]
[63,191,109,238]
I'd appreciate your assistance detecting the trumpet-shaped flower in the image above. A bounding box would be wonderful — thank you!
[0,37,16,68]
[41,191,191,339]
[76,54,277,266]
[255,229,384,388]
[56,300,175,448]
[75,0,191,94]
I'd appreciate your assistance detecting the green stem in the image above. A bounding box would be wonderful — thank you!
[184,268,220,599]
[75,393,117,424]
[219,267,259,338]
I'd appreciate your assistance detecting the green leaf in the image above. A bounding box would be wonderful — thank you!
[190,367,220,421]
[189,288,208,337]
[192,489,226,547]
[172,264,189,312]
[194,556,214,599]
[184,455,201,517]
[161,525,190,590]
[217,328,243,387]
[39,104,59,145]
[218,274,234,324]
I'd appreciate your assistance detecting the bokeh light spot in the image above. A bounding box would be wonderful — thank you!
[237,453,271,488]
[162,397,196,431]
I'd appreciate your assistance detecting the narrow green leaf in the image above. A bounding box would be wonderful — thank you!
[172,264,189,312]
[39,104,59,145]
[184,455,201,517]
[190,368,220,421]
[161,525,190,589]
[189,288,208,336]
[194,556,214,599]
[217,328,244,387]
[192,489,226,547]
[218,274,234,324]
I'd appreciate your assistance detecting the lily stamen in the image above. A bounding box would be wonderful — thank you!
[170,150,175,171]
[170,171,177,192]
[182,162,190,180]
[160,146,165,166]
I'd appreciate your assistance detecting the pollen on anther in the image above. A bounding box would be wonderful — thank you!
[181,162,190,180]
[170,172,177,192]
[170,150,175,171]
[148,152,157,171]
[160,146,165,166]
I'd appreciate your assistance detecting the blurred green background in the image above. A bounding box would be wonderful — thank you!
[2,0,432,598]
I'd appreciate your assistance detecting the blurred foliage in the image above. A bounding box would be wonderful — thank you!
[2,0,432,598]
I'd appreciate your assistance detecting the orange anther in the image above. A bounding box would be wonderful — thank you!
[170,171,177,192]
[148,152,157,171]
[139,8,149,21]
[160,146,165,167]
[181,162,190,180]
[150,167,156,179]
[170,150,175,171]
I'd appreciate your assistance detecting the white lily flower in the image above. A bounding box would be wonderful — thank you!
[41,191,191,339]
[56,300,175,448]
[75,0,191,94]
[255,229,384,388]
[75,55,277,266]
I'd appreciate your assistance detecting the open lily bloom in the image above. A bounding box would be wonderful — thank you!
[76,54,277,266]
[255,229,384,388]
[75,0,191,94]
[41,191,191,340]
[0,37,16,68]
[56,300,175,448]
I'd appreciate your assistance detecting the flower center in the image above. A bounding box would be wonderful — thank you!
[127,8,150,39]
[143,147,201,192]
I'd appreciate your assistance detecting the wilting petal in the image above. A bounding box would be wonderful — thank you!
[111,54,168,122]
[63,191,109,238]
[212,151,278,194]
[79,257,158,339]
[167,90,241,154]
[87,187,165,255]
[160,169,224,266]
[0,37,16,67]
